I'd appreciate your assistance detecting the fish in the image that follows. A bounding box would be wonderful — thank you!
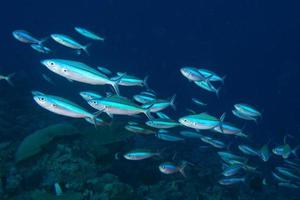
[75,27,104,41]
[179,131,203,139]
[284,159,300,168]
[272,171,290,182]
[222,165,242,177]
[218,151,247,165]
[272,136,300,159]
[234,103,261,118]
[50,34,90,55]
[194,80,221,97]
[87,95,153,119]
[31,44,51,54]
[278,182,300,189]
[260,144,271,162]
[198,69,225,83]
[276,167,300,180]
[146,118,180,129]
[133,93,157,104]
[97,66,112,75]
[142,95,176,113]
[232,109,258,122]
[123,149,160,160]
[179,112,225,132]
[156,130,185,142]
[32,92,97,123]
[156,112,171,119]
[200,136,226,149]
[12,30,47,44]
[113,72,148,88]
[42,74,55,85]
[159,161,188,177]
[238,145,259,156]
[180,67,211,82]
[79,91,102,101]
[140,91,156,97]
[192,98,207,106]
[41,59,122,95]
[218,177,246,185]
[0,73,15,86]
[85,117,106,126]
[213,122,247,137]
[125,124,155,135]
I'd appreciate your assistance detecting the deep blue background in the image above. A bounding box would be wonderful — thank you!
[1,0,300,144]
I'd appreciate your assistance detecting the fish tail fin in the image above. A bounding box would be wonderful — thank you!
[143,75,149,88]
[218,112,226,134]
[170,94,177,110]
[292,145,300,158]
[216,87,221,98]
[143,103,154,120]
[179,161,188,178]
[110,73,125,96]
[221,75,227,84]
[82,43,92,55]
[5,73,15,86]
[91,111,103,127]
[38,37,49,46]
[114,152,121,160]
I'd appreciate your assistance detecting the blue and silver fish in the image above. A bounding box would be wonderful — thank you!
[97,66,112,75]
[198,69,225,83]
[125,124,155,135]
[142,95,176,113]
[194,80,221,97]
[87,95,153,119]
[41,59,122,95]
[192,98,207,106]
[156,130,184,142]
[179,131,203,139]
[232,109,258,122]
[12,30,47,44]
[238,145,259,156]
[179,112,225,131]
[222,165,242,177]
[159,161,188,177]
[146,118,180,129]
[180,67,211,82]
[113,72,148,88]
[133,93,157,104]
[219,177,245,185]
[33,91,96,123]
[31,44,51,54]
[51,34,90,55]
[75,27,104,41]
[234,103,261,118]
[79,91,103,101]
[124,149,160,160]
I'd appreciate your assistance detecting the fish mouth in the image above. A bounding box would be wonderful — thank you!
[40,59,48,66]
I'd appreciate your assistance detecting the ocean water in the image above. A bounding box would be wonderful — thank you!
[1,0,300,199]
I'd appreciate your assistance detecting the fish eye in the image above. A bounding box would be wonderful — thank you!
[39,97,45,101]
[50,62,54,66]
[63,69,67,72]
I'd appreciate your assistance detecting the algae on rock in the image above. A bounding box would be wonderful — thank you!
[15,123,78,162]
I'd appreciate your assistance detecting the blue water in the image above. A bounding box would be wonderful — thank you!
[1,0,300,199]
